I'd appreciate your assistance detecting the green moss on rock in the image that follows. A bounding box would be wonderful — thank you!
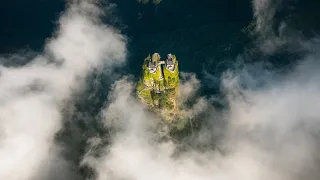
[136,53,179,121]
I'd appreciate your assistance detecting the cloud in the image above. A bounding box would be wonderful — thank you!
[83,35,320,180]
[178,72,200,102]
[252,0,280,36]
[2,0,320,179]
[83,2,320,180]
[251,0,302,54]
[0,1,126,180]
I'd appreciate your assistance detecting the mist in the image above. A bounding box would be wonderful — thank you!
[83,46,320,180]
[0,0,126,179]
[1,0,320,180]
[83,1,320,180]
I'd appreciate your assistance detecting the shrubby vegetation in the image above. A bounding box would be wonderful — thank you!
[136,54,196,134]
[136,53,179,121]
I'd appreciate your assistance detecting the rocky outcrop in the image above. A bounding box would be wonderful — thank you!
[136,53,179,121]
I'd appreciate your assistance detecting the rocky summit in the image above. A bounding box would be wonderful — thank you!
[136,53,179,121]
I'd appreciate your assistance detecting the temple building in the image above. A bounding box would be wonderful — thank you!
[148,61,157,73]
[166,54,175,71]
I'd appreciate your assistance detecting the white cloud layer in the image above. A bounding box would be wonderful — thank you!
[0,1,126,180]
[1,0,320,180]
[84,40,320,180]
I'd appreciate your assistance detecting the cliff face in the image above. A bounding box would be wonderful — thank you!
[136,53,179,121]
